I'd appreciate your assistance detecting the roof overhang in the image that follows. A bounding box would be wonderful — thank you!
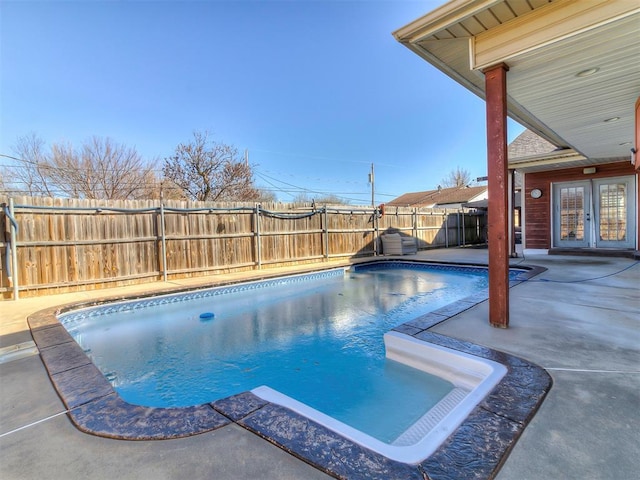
[394,0,640,166]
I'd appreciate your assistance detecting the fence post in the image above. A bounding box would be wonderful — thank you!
[413,208,418,242]
[374,206,379,256]
[461,209,466,246]
[255,204,262,269]
[444,210,449,248]
[9,198,19,300]
[457,211,461,246]
[160,203,168,282]
[323,207,329,260]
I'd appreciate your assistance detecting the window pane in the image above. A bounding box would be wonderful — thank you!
[599,184,626,241]
[560,187,584,241]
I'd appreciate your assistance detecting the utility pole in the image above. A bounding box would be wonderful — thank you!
[369,163,375,206]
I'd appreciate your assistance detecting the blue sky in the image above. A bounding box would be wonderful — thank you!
[1,0,524,204]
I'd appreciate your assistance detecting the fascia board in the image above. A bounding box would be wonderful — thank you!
[393,0,501,44]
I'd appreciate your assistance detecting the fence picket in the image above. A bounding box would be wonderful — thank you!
[0,197,486,299]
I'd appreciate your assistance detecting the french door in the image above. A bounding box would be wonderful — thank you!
[553,176,636,249]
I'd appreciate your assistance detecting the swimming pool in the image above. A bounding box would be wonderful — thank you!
[29,260,551,478]
[61,265,481,411]
[58,262,507,461]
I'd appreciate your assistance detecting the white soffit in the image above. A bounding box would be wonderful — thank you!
[394,0,640,162]
[506,12,640,160]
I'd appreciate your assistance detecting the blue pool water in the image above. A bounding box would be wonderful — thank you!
[61,263,489,443]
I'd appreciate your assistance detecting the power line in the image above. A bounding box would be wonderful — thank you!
[254,171,372,204]
[1,152,398,204]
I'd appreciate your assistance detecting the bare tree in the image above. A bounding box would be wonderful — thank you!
[291,192,348,205]
[163,131,261,202]
[441,166,472,188]
[0,169,8,195]
[50,137,155,199]
[254,188,278,203]
[7,133,55,196]
[7,134,156,199]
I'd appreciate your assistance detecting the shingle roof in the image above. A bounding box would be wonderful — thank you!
[387,185,488,207]
[508,129,557,159]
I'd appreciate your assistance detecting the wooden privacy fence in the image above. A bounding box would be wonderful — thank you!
[0,197,486,299]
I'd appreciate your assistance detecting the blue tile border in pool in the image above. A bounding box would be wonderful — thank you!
[354,260,490,276]
[58,268,345,325]
[27,259,550,479]
[353,259,533,281]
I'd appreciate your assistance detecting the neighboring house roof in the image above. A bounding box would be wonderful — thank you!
[387,185,487,208]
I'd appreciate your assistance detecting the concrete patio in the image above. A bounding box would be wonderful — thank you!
[1,247,638,479]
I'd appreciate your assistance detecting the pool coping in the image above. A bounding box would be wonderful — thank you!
[27,260,551,480]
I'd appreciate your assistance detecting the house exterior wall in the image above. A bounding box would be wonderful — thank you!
[523,161,639,250]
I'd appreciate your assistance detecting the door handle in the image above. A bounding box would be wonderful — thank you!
[586,213,591,221]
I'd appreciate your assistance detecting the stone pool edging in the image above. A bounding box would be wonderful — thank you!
[27,260,551,480]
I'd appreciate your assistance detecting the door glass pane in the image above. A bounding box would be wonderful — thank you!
[599,183,627,241]
[560,187,584,241]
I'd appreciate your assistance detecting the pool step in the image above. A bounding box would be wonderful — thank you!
[391,387,470,447]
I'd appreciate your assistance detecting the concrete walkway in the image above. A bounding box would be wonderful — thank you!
[432,251,640,479]
[1,248,638,479]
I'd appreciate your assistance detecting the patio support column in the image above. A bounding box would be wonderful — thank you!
[509,168,517,257]
[483,62,510,328]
